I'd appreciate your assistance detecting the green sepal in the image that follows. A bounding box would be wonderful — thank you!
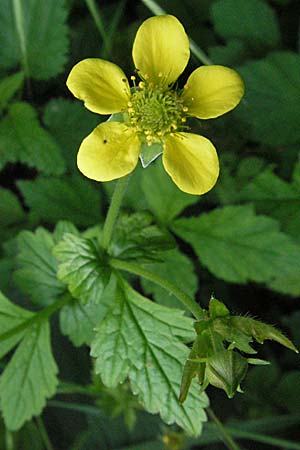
[139,142,163,168]
[231,316,298,353]
[209,297,230,319]
[179,334,207,403]
[213,317,257,354]
[205,350,248,398]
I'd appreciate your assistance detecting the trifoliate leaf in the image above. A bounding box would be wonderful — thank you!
[236,52,300,146]
[172,205,300,294]
[141,158,199,224]
[206,350,248,398]
[14,228,65,306]
[91,278,207,436]
[0,72,23,113]
[0,290,33,359]
[0,0,69,79]
[0,321,58,430]
[141,248,198,311]
[54,234,111,305]
[0,188,25,228]
[239,168,300,239]
[0,102,65,175]
[110,211,175,263]
[211,0,280,50]
[43,99,99,171]
[18,175,101,227]
[59,296,106,347]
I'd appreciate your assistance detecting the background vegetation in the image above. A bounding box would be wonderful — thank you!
[0,0,300,449]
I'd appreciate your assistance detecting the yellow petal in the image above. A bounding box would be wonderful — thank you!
[132,15,190,86]
[182,65,244,119]
[67,59,130,115]
[77,122,140,182]
[163,133,219,195]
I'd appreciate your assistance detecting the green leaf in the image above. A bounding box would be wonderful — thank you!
[141,248,198,310]
[43,99,99,172]
[206,350,248,398]
[0,102,65,175]
[110,211,175,262]
[0,72,23,113]
[0,188,25,228]
[239,168,300,239]
[14,228,65,306]
[0,290,33,359]
[18,175,101,227]
[91,278,207,435]
[54,234,111,304]
[59,296,106,347]
[0,0,69,79]
[141,158,199,224]
[0,320,58,430]
[172,205,300,292]
[211,0,280,50]
[236,51,300,146]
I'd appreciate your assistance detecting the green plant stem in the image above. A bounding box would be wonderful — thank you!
[207,407,242,450]
[140,0,213,65]
[12,0,30,78]
[101,176,130,250]
[0,294,70,345]
[5,429,14,450]
[110,258,206,319]
[36,416,54,450]
[85,0,110,57]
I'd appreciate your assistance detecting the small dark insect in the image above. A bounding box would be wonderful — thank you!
[103,139,107,144]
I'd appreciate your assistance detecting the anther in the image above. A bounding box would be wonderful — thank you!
[130,76,136,81]
[139,82,145,89]
[181,117,187,123]
[183,106,189,112]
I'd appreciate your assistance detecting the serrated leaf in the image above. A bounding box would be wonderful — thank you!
[0,188,25,228]
[236,51,300,146]
[0,0,69,79]
[15,228,65,306]
[54,234,111,304]
[0,102,65,175]
[59,296,106,347]
[141,158,199,224]
[91,278,207,436]
[0,72,23,113]
[43,99,99,171]
[141,248,198,311]
[172,205,300,293]
[0,320,58,430]
[0,290,33,359]
[18,175,101,227]
[110,211,175,262]
[239,168,300,239]
[211,0,280,50]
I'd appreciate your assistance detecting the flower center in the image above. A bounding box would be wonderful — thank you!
[126,78,188,145]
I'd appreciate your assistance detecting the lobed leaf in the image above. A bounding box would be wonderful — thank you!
[91,278,207,436]
[172,205,300,295]
[0,321,58,430]
[54,234,111,304]
[0,102,65,175]
[0,0,69,79]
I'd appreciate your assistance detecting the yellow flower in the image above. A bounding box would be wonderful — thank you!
[67,15,244,195]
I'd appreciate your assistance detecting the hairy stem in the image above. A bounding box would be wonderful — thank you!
[36,416,54,450]
[207,407,242,450]
[101,176,130,250]
[110,258,206,319]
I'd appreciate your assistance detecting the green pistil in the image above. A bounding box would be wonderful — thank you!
[127,82,187,145]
